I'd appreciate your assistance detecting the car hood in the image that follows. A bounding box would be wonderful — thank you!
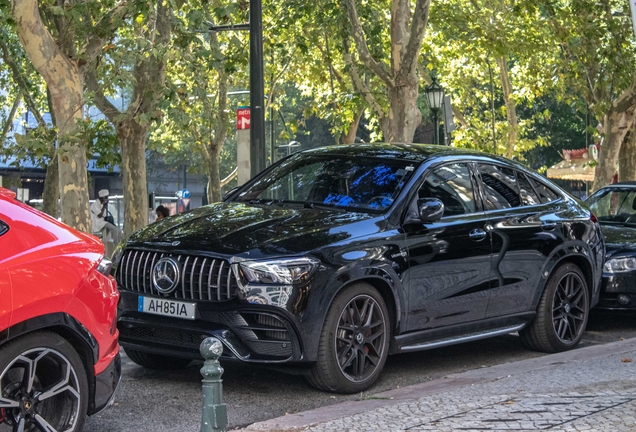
[127,202,382,259]
[600,224,636,257]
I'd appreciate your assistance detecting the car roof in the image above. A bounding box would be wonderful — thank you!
[599,182,636,188]
[299,142,499,163]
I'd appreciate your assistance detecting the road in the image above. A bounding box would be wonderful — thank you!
[83,310,636,431]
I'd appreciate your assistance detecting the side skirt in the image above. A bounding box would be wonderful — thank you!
[391,312,535,354]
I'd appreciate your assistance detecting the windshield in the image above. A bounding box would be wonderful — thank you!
[587,188,636,224]
[234,154,417,213]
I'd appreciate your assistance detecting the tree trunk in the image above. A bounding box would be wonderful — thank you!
[592,73,636,191]
[203,35,229,204]
[42,152,59,218]
[118,122,148,236]
[12,0,90,232]
[42,88,59,218]
[207,156,222,203]
[345,0,430,144]
[592,110,634,191]
[619,128,636,182]
[342,108,364,144]
[382,79,421,142]
[87,0,170,235]
[497,57,519,159]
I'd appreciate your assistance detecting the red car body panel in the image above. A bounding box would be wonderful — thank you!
[0,187,120,401]
[0,268,10,332]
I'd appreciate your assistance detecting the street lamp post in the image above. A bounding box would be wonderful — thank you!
[206,0,267,179]
[249,0,266,178]
[425,78,445,145]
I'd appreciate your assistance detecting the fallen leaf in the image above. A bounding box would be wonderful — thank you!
[621,358,632,363]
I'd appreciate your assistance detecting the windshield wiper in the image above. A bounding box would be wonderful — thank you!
[270,200,305,208]
[303,202,350,212]
[247,199,275,205]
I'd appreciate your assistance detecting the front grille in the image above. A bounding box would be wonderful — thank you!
[119,325,203,350]
[116,249,238,301]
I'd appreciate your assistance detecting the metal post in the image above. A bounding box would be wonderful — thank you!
[270,105,275,166]
[250,0,266,178]
[200,337,227,432]
[432,110,439,145]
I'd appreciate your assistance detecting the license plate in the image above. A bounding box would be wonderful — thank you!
[138,296,197,320]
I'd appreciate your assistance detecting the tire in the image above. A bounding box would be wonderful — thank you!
[0,331,89,432]
[124,347,191,370]
[520,263,589,353]
[307,283,390,393]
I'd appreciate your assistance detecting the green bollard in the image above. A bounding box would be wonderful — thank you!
[200,337,228,432]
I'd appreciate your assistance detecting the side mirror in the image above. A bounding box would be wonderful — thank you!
[418,198,444,223]
[223,187,239,202]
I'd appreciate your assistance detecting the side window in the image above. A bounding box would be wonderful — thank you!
[527,177,560,203]
[478,164,521,210]
[419,163,476,216]
[517,172,541,206]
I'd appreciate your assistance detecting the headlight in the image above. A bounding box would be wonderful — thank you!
[604,257,636,273]
[239,257,320,284]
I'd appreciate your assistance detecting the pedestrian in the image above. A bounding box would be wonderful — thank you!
[90,189,122,251]
[155,205,170,221]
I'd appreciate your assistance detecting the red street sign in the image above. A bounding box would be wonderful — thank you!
[237,108,251,130]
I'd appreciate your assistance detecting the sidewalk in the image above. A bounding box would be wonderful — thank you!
[244,338,636,431]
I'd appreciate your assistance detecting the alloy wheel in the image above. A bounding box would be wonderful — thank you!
[0,347,82,432]
[335,294,387,383]
[552,272,588,343]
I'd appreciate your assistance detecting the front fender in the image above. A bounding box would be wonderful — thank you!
[298,260,406,362]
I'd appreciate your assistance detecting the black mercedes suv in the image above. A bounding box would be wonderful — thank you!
[113,143,604,393]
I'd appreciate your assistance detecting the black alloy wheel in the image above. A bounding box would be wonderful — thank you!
[0,332,88,432]
[520,263,589,353]
[552,270,588,343]
[307,283,390,393]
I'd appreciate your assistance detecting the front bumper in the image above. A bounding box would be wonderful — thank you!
[90,352,121,415]
[117,291,306,364]
[597,272,636,310]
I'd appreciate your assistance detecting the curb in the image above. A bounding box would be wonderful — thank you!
[243,337,636,431]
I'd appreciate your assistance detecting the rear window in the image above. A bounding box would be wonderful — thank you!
[0,220,7,236]
[527,177,560,203]
[517,172,541,206]
[478,164,521,210]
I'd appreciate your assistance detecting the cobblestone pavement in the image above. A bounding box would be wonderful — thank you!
[245,338,636,431]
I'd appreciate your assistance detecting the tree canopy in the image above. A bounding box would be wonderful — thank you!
[2,0,636,231]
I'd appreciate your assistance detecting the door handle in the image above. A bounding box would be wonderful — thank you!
[469,228,487,241]
[542,222,557,231]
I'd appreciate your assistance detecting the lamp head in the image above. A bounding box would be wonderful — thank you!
[425,78,445,111]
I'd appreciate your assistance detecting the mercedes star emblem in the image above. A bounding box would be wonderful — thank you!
[152,257,180,294]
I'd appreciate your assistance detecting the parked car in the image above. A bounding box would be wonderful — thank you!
[0,188,120,431]
[113,143,603,393]
[586,182,636,309]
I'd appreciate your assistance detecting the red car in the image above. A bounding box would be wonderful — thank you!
[0,188,120,431]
